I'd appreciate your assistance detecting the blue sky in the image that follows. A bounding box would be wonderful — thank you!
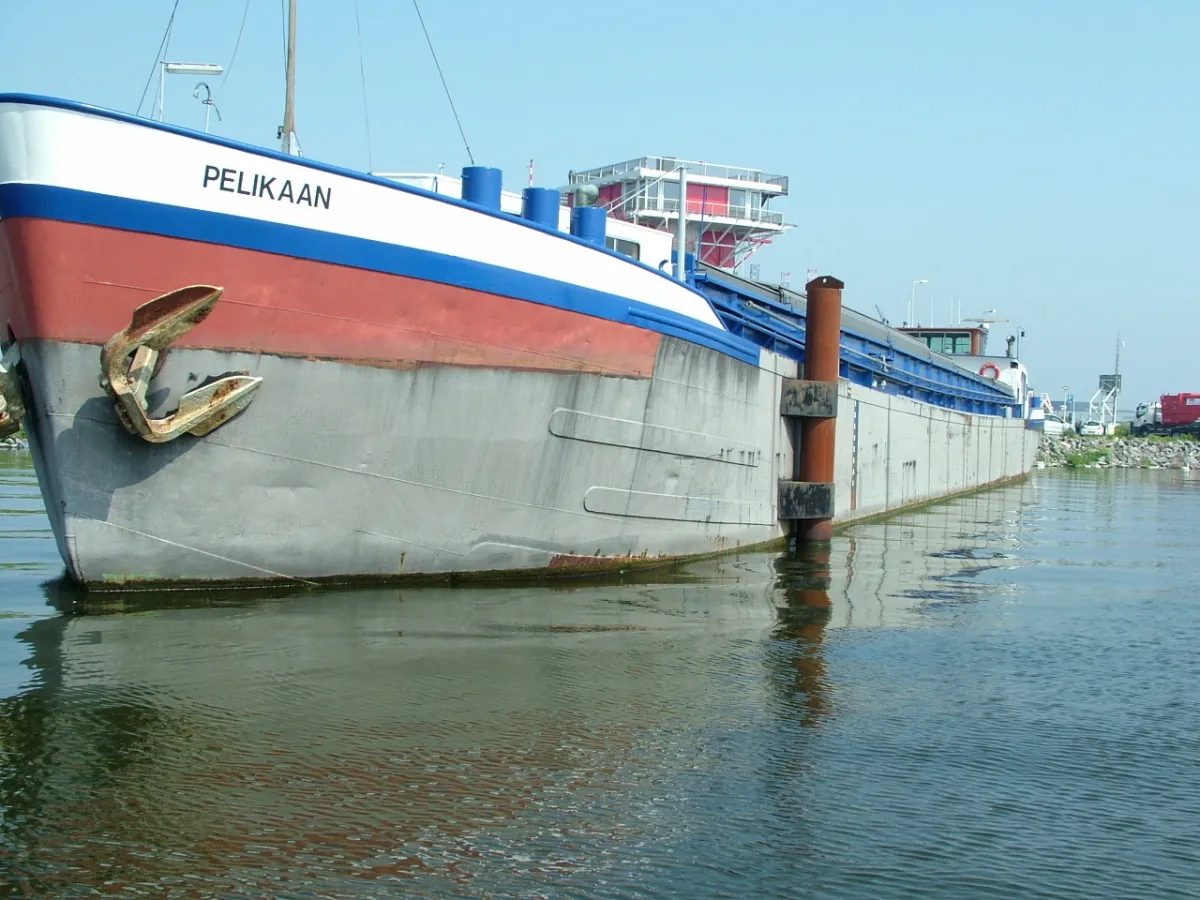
[2,0,1197,404]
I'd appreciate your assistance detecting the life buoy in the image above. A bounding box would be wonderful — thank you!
[979,363,1001,379]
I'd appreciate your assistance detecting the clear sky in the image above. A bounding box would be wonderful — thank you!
[2,0,1197,404]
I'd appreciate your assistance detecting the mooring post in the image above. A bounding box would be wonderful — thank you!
[796,275,844,542]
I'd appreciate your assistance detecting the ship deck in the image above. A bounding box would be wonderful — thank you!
[696,264,1021,417]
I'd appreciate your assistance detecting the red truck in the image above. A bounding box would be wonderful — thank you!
[1133,393,1200,436]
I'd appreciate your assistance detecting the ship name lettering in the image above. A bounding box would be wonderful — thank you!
[202,165,332,209]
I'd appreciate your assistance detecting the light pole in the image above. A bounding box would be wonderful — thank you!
[158,62,224,123]
[909,279,928,325]
[675,165,688,282]
[1061,384,1070,423]
[192,83,222,133]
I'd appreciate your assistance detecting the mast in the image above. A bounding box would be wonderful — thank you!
[280,0,300,155]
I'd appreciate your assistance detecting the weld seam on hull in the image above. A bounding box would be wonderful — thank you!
[196,438,689,530]
[88,518,319,585]
[354,529,465,558]
[548,408,761,466]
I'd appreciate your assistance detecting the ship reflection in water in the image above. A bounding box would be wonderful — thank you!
[4,454,1200,898]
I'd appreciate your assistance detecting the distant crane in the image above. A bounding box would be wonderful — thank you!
[1088,333,1124,432]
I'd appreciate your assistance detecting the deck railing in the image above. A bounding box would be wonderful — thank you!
[610,195,786,226]
[570,157,788,192]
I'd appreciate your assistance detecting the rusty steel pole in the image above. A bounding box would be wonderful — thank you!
[796,275,844,542]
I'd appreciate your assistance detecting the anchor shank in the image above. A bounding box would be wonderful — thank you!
[99,285,263,443]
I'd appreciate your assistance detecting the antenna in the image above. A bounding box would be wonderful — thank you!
[963,311,1009,328]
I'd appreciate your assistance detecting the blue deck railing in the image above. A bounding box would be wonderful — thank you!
[694,266,1022,418]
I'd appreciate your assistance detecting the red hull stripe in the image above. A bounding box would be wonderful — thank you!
[0,183,760,365]
[0,217,664,376]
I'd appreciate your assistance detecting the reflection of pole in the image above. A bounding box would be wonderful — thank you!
[797,276,843,542]
[774,545,832,728]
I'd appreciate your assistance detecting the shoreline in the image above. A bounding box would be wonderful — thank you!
[1036,433,1199,469]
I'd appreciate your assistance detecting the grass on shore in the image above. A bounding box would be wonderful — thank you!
[1148,432,1198,442]
[1064,447,1111,467]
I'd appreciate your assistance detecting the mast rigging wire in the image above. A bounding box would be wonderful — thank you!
[353,0,375,172]
[410,0,474,165]
[217,0,254,97]
[135,0,183,116]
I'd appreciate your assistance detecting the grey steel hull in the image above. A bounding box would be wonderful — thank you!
[22,336,793,586]
[20,336,1038,589]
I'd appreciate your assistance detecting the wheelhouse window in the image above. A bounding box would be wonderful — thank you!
[606,237,641,261]
[923,332,972,354]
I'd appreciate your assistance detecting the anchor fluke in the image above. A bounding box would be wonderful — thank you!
[100,285,263,443]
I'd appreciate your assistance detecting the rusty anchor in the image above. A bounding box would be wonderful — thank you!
[99,285,263,443]
[0,343,25,441]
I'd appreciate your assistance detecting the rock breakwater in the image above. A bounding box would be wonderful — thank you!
[1036,434,1200,469]
[1,434,28,451]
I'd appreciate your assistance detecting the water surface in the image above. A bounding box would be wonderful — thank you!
[2,451,1198,898]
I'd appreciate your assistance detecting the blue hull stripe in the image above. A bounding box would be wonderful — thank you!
[0,183,761,367]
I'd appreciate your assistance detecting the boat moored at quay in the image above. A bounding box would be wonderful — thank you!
[0,87,1039,590]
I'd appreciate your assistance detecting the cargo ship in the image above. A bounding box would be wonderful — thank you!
[0,13,1039,590]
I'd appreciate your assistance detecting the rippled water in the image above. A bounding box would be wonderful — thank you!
[2,450,1199,897]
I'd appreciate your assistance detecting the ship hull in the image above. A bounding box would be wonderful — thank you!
[0,95,1038,590]
[18,335,1036,589]
[19,337,788,586]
